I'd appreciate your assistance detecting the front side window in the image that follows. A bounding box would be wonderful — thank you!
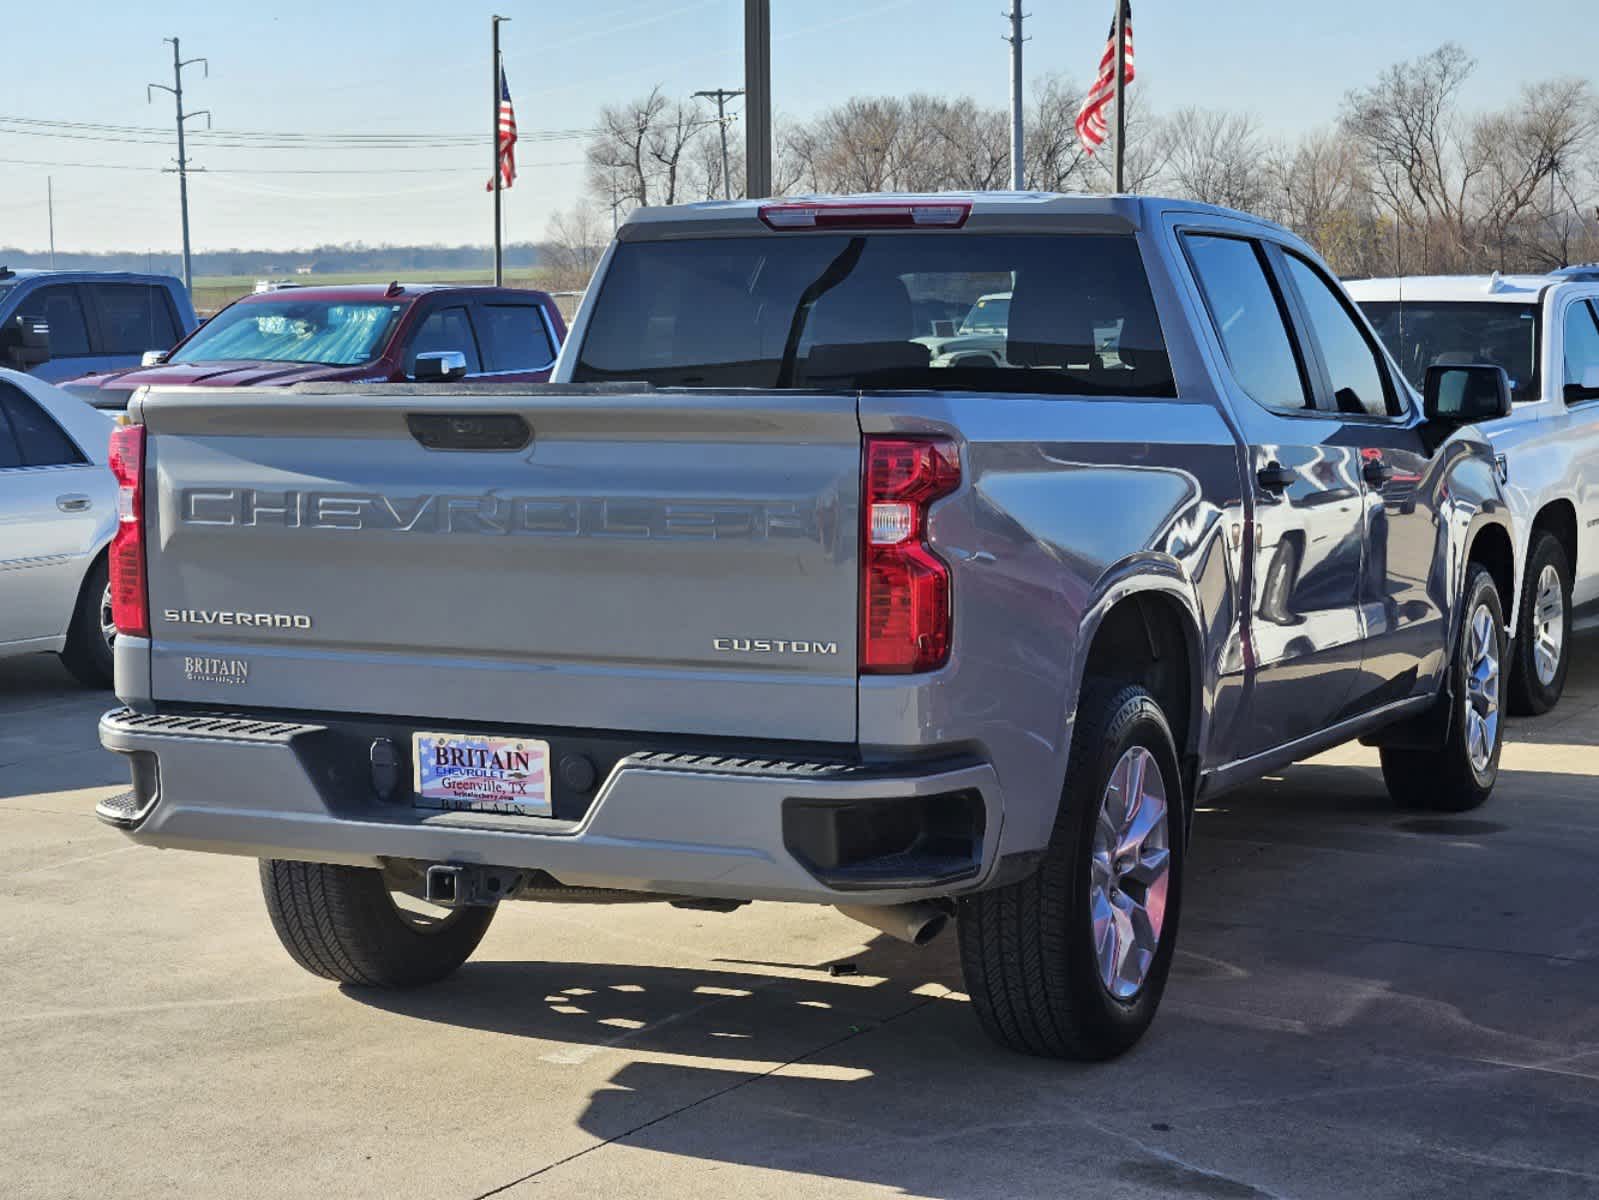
[90,284,179,354]
[1563,300,1599,395]
[477,304,554,372]
[169,300,403,366]
[405,306,482,374]
[29,285,91,358]
[1360,301,1539,404]
[573,233,1174,396]
[1283,254,1398,417]
[1183,234,1309,413]
[0,384,84,466]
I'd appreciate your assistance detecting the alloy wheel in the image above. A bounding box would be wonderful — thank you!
[1531,563,1566,687]
[1464,603,1502,775]
[1089,745,1171,1000]
[99,583,117,651]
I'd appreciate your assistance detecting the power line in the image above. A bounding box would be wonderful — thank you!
[0,156,583,175]
[0,114,597,147]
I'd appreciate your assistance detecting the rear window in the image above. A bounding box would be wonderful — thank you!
[573,233,1174,397]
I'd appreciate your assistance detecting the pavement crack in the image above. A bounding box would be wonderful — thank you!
[465,991,941,1199]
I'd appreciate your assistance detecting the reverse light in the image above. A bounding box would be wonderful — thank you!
[861,437,960,674]
[760,201,971,230]
[107,424,148,637]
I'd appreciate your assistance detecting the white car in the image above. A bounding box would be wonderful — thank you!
[1349,268,1599,714]
[0,366,118,685]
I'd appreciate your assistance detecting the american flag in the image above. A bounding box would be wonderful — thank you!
[1075,0,1135,157]
[488,67,517,191]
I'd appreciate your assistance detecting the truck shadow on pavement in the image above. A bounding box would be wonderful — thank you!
[345,749,1599,1198]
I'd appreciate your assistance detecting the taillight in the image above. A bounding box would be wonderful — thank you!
[107,424,148,637]
[861,437,960,674]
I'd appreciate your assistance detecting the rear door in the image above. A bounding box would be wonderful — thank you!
[139,389,861,742]
[1270,249,1443,710]
[1180,229,1368,757]
[0,382,97,644]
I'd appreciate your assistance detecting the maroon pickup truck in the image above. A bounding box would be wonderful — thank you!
[61,282,566,408]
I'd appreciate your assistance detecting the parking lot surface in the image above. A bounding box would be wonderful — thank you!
[3,637,1598,1199]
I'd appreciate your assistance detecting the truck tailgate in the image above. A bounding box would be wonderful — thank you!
[139,388,861,742]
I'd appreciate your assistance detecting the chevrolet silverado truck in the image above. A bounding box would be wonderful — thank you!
[1349,270,1599,714]
[98,194,1520,1060]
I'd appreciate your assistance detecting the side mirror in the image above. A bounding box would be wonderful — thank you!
[410,350,468,382]
[1423,362,1512,424]
[0,312,50,369]
[141,350,169,367]
[1564,365,1599,405]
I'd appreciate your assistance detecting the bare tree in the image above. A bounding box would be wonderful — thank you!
[544,203,607,290]
[1164,108,1269,211]
[586,86,716,208]
[1023,74,1095,192]
[1341,43,1485,270]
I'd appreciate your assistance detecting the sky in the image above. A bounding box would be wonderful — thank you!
[0,0,1592,255]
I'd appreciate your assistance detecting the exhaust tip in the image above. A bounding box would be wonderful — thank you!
[835,901,952,946]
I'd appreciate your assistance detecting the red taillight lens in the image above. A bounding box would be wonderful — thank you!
[759,201,971,230]
[861,437,960,674]
[107,424,148,638]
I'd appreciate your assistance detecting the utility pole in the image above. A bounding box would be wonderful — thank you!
[491,15,510,286]
[743,0,771,199]
[1004,2,1028,190]
[47,177,55,270]
[693,89,744,201]
[148,37,209,293]
[1113,0,1127,194]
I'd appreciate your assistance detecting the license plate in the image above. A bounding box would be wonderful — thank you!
[412,732,552,816]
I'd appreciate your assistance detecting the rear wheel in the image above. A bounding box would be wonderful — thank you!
[59,557,114,688]
[1508,532,1571,716]
[957,682,1184,1059]
[259,859,496,987]
[1380,564,1506,812]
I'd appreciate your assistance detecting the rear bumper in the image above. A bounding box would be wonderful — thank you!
[97,708,1004,905]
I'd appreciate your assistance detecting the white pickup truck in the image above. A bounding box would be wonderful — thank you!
[1350,268,1599,713]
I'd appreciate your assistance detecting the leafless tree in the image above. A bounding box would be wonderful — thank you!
[1164,108,1269,211]
[543,203,607,290]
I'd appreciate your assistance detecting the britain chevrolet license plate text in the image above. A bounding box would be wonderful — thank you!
[412,732,552,816]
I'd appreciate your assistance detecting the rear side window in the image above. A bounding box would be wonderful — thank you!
[406,306,481,375]
[89,283,180,354]
[1183,234,1309,413]
[1282,254,1398,417]
[28,284,91,357]
[1564,300,1599,394]
[0,392,21,468]
[573,233,1174,397]
[477,304,555,371]
[0,383,85,466]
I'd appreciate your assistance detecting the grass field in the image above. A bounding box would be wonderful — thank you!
[190,268,578,318]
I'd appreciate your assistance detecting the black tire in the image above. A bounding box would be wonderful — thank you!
[957,682,1185,1060]
[59,556,114,689]
[259,859,495,987]
[1380,563,1507,812]
[1508,531,1572,716]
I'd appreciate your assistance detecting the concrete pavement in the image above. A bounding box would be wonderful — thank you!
[2,638,1597,1199]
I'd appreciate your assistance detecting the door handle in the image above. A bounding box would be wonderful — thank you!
[1362,460,1394,486]
[1256,463,1295,492]
[55,494,92,513]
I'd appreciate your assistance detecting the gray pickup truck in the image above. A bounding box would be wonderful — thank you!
[98,194,1519,1060]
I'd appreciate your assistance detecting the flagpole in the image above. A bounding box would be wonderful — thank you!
[1113,0,1127,193]
[492,14,509,286]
